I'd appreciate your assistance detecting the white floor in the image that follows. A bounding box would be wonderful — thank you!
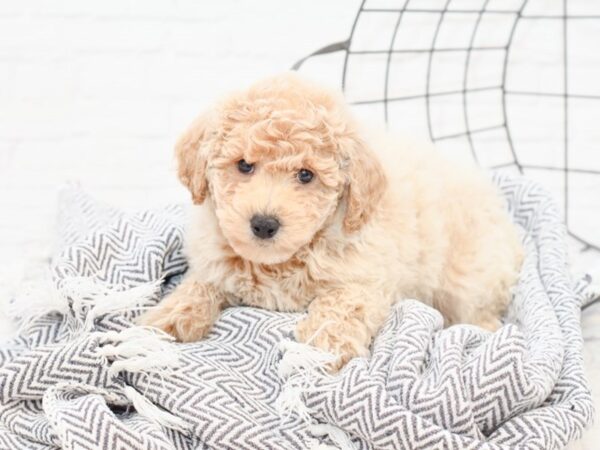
[0,1,598,447]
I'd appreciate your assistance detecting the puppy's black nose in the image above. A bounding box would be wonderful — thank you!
[250,215,280,239]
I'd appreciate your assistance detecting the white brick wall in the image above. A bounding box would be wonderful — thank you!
[0,0,358,267]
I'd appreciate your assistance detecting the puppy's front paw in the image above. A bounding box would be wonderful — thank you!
[295,316,370,372]
[475,316,503,332]
[138,287,220,342]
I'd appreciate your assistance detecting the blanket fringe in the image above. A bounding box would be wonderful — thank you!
[277,339,355,449]
[8,272,69,326]
[98,326,187,432]
[62,277,162,331]
[276,339,337,424]
[277,339,338,378]
[97,326,180,378]
[309,424,356,450]
[10,275,162,333]
[123,386,189,433]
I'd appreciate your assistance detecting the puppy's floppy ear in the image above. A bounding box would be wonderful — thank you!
[343,136,387,234]
[175,111,214,204]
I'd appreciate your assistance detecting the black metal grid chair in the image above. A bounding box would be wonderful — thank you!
[293,0,600,254]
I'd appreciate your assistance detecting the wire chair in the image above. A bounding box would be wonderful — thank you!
[293,0,600,254]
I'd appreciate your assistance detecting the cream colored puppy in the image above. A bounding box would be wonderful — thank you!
[140,73,523,369]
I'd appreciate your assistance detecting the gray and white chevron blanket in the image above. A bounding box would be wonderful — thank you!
[0,175,594,450]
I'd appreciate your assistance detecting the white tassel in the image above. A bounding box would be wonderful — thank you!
[8,272,69,327]
[9,275,161,334]
[276,383,313,425]
[309,424,356,450]
[97,326,180,378]
[59,277,161,331]
[278,339,338,379]
[276,339,337,424]
[277,323,354,448]
[123,386,189,433]
[99,326,187,432]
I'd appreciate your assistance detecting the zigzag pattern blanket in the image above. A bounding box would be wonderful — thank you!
[0,176,594,449]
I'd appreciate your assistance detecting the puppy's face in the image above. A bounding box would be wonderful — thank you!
[176,74,386,265]
[208,119,346,264]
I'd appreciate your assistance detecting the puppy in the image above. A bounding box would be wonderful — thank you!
[140,73,523,369]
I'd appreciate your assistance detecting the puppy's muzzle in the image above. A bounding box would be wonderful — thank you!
[250,215,280,239]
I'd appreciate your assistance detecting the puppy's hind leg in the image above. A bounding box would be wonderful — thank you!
[138,275,226,342]
[435,272,514,333]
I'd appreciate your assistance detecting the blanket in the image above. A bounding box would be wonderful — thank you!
[0,175,594,449]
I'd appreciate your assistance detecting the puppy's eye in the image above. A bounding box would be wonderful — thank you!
[237,159,254,174]
[297,169,314,184]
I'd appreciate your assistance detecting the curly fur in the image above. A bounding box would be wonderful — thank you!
[140,73,523,370]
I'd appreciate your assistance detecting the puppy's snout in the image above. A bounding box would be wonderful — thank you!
[250,215,280,240]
